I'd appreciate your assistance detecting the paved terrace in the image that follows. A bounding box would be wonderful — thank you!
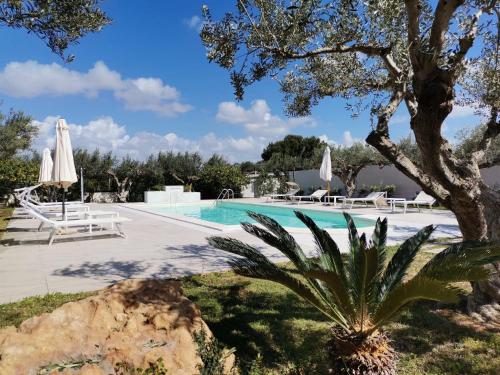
[0,199,460,303]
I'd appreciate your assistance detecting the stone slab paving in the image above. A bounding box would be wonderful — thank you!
[0,200,460,303]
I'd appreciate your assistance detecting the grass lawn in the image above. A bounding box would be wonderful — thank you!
[0,249,498,374]
[0,207,13,240]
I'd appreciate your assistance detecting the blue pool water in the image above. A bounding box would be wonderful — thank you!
[148,201,374,229]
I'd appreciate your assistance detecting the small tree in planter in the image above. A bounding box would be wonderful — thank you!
[330,143,387,197]
[209,212,500,374]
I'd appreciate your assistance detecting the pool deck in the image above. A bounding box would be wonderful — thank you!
[0,198,460,303]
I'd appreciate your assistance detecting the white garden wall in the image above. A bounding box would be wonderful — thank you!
[289,165,500,199]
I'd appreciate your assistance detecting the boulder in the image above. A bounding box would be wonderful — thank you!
[89,192,119,203]
[0,279,235,374]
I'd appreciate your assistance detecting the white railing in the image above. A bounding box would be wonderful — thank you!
[216,188,234,201]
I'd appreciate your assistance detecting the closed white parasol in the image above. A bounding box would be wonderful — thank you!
[38,148,53,185]
[319,146,332,203]
[51,119,78,219]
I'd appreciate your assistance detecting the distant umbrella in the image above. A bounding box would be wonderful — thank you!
[51,119,78,219]
[38,148,53,185]
[319,146,332,203]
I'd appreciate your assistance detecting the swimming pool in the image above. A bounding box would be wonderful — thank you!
[146,201,374,229]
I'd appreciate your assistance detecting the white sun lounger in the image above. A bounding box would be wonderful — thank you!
[266,182,301,202]
[15,184,83,206]
[26,208,129,246]
[27,197,84,206]
[341,191,386,209]
[290,189,328,204]
[392,191,436,213]
[14,184,42,202]
[22,199,89,213]
[21,201,115,231]
[20,200,86,219]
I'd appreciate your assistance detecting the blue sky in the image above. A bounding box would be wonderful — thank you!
[0,0,480,162]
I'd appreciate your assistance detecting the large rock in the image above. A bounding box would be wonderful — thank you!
[0,279,235,374]
[89,192,119,203]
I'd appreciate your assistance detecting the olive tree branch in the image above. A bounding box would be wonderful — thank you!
[404,0,421,70]
[429,0,465,64]
[449,0,498,78]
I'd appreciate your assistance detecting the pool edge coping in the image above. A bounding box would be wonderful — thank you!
[120,200,378,234]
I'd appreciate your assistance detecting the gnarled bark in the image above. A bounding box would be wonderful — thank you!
[107,170,133,203]
[367,74,500,322]
[334,167,363,198]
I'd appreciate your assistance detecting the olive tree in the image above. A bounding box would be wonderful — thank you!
[330,143,387,197]
[201,1,500,319]
[455,124,500,168]
[0,0,110,61]
[0,110,37,159]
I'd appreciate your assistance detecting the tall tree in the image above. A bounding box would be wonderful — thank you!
[0,0,110,61]
[261,134,325,161]
[331,143,387,197]
[0,110,37,159]
[108,156,141,203]
[201,1,500,319]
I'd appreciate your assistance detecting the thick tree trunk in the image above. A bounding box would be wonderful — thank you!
[344,177,356,198]
[453,186,500,322]
[335,169,360,198]
[367,76,500,322]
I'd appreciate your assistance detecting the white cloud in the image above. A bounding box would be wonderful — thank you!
[32,116,265,162]
[216,99,316,136]
[318,134,337,146]
[114,78,192,116]
[184,15,202,30]
[448,105,476,119]
[342,131,362,147]
[390,115,410,125]
[0,60,191,117]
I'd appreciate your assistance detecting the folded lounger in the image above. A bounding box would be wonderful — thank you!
[266,182,301,202]
[392,191,436,213]
[290,189,328,204]
[341,191,386,209]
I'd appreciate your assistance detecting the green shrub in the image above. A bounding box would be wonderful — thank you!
[194,329,235,375]
[0,158,38,203]
[196,164,249,199]
[115,358,168,375]
[254,173,277,197]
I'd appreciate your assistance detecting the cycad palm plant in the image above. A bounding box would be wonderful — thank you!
[208,211,500,375]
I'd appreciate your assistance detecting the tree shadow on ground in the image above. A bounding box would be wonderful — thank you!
[156,244,234,274]
[1,233,124,246]
[183,275,330,372]
[386,301,498,374]
[53,260,148,282]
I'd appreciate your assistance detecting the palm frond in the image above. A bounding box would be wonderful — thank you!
[245,211,309,270]
[294,211,347,282]
[344,212,368,319]
[419,241,500,282]
[370,218,388,285]
[372,275,460,329]
[378,225,434,300]
[365,218,388,306]
[207,236,271,264]
[208,236,332,316]
[241,217,330,304]
[305,269,355,319]
[238,215,347,324]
